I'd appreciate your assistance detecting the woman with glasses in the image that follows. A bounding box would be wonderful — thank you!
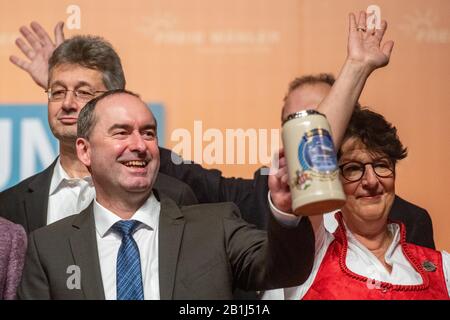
[263,108,450,299]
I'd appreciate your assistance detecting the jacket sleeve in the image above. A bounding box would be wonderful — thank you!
[159,147,223,204]
[224,203,315,291]
[159,147,270,229]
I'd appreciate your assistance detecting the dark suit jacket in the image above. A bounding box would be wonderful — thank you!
[18,192,315,300]
[0,158,198,234]
[159,148,435,249]
[0,217,27,300]
[389,195,435,248]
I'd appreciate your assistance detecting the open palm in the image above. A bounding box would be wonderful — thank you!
[10,21,65,89]
[347,11,394,71]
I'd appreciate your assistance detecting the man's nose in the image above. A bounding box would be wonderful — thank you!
[61,91,79,111]
[129,132,147,153]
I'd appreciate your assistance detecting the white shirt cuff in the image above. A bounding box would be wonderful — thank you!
[268,191,302,228]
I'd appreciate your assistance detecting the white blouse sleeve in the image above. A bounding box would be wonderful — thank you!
[441,250,450,298]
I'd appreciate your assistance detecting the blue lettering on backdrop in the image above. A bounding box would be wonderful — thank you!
[0,103,165,191]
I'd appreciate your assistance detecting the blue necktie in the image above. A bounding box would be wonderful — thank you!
[111,220,144,300]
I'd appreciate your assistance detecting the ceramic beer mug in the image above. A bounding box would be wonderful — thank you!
[282,110,346,216]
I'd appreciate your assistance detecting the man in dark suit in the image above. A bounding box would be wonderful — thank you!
[0,35,197,234]
[18,90,315,299]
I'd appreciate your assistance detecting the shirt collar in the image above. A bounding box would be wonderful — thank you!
[384,223,401,260]
[94,192,160,238]
[49,158,93,195]
[345,220,401,258]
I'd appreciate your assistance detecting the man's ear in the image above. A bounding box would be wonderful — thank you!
[76,137,91,167]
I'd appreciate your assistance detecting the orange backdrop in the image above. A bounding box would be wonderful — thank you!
[0,0,449,250]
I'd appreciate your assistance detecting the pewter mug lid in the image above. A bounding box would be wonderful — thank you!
[283,109,326,125]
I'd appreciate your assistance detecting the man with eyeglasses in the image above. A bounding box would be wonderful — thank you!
[0,35,198,233]
[46,87,107,102]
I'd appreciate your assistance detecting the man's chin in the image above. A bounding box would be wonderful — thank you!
[54,131,78,143]
[122,181,153,193]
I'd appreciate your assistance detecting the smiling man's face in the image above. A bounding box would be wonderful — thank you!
[77,93,160,199]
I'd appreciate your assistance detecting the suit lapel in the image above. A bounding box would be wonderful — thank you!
[69,203,105,300]
[24,160,56,232]
[157,192,185,300]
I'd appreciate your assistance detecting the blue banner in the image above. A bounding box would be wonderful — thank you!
[0,103,165,191]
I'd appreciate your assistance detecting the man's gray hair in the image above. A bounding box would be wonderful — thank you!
[48,35,125,90]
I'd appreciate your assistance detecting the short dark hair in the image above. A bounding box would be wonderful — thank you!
[285,74,336,99]
[49,35,125,90]
[77,89,141,139]
[281,73,361,122]
[281,73,335,122]
[338,107,408,166]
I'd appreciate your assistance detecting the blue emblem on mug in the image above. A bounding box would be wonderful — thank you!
[298,129,338,173]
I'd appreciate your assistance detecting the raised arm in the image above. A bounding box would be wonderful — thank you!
[270,10,394,216]
[318,11,394,149]
[9,21,65,89]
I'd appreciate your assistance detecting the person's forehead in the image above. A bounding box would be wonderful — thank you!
[49,63,104,87]
[288,83,331,107]
[339,138,385,162]
[96,94,155,124]
[283,83,332,121]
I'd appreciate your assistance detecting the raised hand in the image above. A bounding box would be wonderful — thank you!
[347,11,394,72]
[9,21,65,89]
[268,149,293,213]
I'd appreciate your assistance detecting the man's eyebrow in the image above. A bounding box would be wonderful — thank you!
[49,80,65,88]
[108,124,133,133]
[107,123,156,133]
[141,124,156,131]
[75,81,95,88]
[49,81,94,88]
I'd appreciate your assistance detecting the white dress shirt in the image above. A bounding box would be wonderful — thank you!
[94,193,160,300]
[92,191,296,300]
[263,195,450,299]
[47,159,94,224]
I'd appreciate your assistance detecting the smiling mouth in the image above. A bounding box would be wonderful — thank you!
[122,160,148,168]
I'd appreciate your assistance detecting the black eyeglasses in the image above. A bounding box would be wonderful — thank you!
[45,88,106,102]
[339,160,395,182]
